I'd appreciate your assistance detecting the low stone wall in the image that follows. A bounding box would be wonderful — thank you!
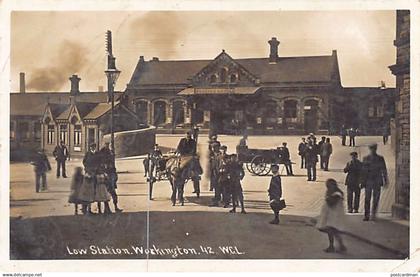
[103,126,156,158]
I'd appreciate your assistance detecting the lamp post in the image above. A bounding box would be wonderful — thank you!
[105,30,121,154]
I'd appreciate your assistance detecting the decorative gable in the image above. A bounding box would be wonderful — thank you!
[192,50,260,86]
[42,105,54,125]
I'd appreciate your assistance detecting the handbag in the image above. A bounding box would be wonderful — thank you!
[279,199,286,210]
[270,198,286,210]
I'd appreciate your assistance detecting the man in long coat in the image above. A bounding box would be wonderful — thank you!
[344,152,363,213]
[53,140,69,178]
[361,143,389,221]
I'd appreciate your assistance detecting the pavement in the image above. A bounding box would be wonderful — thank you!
[9,135,409,259]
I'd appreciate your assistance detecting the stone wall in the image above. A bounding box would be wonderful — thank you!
[389,10,410,219]
[103,126,156,158]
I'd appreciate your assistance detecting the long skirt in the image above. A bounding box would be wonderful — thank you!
[78,175,96,203]
[94,174,111,202]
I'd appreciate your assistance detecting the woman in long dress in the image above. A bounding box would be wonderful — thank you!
[316,178,347,253]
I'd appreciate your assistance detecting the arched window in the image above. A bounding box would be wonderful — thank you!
[172,101,185,125]
[284,100,298,118]
[136,101,149,124]
[220,68,227,83]
[263,100,278,126]
[210,74,217,83]
[153,101,167,126]
[230,74,237,83]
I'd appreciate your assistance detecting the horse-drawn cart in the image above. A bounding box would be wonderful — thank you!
[236,146,284,176]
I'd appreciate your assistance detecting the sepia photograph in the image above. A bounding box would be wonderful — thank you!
[6,7,411,265]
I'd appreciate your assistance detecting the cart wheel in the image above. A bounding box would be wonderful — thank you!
[245,163,253,174]
[250,155,271,176]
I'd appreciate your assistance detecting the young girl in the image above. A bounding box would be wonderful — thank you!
[316,178,347,253]
[68,167,84,215]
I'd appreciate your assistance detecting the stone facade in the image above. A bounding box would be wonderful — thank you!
[389,10,410,219]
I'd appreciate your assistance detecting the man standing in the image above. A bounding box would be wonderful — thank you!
[340,125,347,146]
[53,140,69,178]
[348,128,357,147]
[280,142,293,176]
[361,143,389,221]
[305,140,318,181]
[318,136,326,169]
[268,164,282,225]
[228,154,246,214]
[210,145,228,207]
[99,142,123,213]
[344,152,363,213]
[31,150,51,193]
[298,138,307,169]
[320,137,333,171]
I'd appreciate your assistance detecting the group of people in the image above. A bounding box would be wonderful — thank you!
[340,126,358,147]
[298,134,333,181]
[208,135,246,213]
[68,142,123,215]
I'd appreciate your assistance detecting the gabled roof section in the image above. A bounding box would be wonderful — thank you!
[56,103,98,121]
[127,51,338,88]
[191,50,259,85]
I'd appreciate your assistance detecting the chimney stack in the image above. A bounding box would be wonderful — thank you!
[69,74,81,96]
[19,72,25,93]
[268,37,280,64]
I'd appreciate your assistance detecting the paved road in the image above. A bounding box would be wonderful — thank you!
[10,135,407,259]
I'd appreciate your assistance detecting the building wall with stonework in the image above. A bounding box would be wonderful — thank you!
[389,10,410,219]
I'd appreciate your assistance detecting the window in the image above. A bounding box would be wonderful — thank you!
[74,125,82,146]
[34,122,41,141]
[376,105,384,117]
[18,122,30,140]
[10,121,15,140]
[59,124,68,144]
[172,101,185,125]
[230,74,237,83]
[47,125,55,144]
[263,101,278,126]
[210,74,217,83]
[136,101,148,124]
[284,100,298,118]
[153,101,167,126]
[220,68,227,83]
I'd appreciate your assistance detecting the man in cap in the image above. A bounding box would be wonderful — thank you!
[361,143,389,221]
[53,140,69,178]
[298,137,307,169]
[305,139,318,181]
[268,164,282,224]
[210,145,228,206]
[320,137,333,171]
[348,128,357,147]
[318,136,326,169]
[344,152,363,213]
[340,125,347,146]
[280,142,293,176]
[177,131,197,156]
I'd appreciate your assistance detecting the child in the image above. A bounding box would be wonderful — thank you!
[68,167,84,215]
[316,178,347,253]
[268,164,282,224]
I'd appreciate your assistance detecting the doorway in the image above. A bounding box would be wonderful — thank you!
[304,99,319,134]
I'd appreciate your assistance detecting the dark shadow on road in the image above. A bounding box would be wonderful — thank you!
[10,210,408,260]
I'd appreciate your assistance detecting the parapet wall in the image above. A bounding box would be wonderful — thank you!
[103,126,156,158]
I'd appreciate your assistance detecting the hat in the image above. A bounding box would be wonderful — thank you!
[350,151,358,156]
[282,142,287,145]
[368,143,378,150]
[271,164,279,170]
[154,143,159,147]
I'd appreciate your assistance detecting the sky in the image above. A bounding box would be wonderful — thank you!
[10,10,397,92]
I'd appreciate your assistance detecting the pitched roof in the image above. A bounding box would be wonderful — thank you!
[56,102,98,120]
[128,53,336,87]
[84,102,113,120]
[48,104,70,118]
[10,92,122,117]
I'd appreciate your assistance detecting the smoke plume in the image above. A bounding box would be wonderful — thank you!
[27,40,88,91]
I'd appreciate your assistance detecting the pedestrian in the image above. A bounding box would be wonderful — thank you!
[344,152,363,213]
[68,166,84,215]
[382,125,390,145]
[79,143,99,215]
[348,128,356,147]
[150,144,163,175]
[143,154,150,177]
[298,137,307,169]
[30,150,51,193]
[209,145,228,207]
[209,142,221,192]
[318,137,326,169]
[268,164,284,224]
[316,178,347,253]
[100,142,123,213]
[361,143,389,221]
[238,133,248,147]
[193,125,200,142]
[53,140,69,178]
[280,142,293,176]
[305,140,318,181]
[228,154,246,214]
[320,137,333,171]
[340,125,347,146]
